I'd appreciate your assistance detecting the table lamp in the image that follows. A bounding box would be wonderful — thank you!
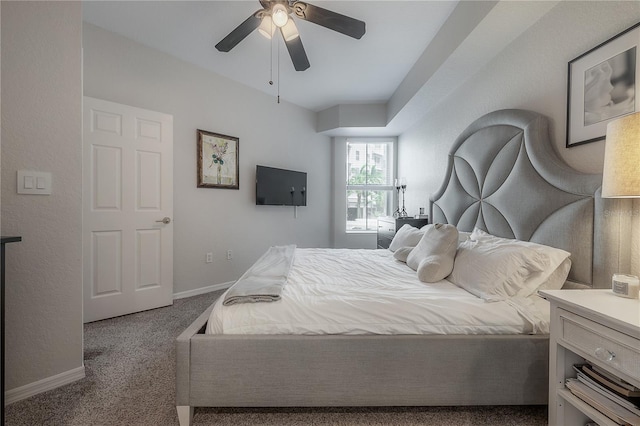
[601,111,640,299]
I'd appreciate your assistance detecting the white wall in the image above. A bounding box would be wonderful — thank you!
[82,24,332,294]
[1,1,84,392]
[398,1,640,274]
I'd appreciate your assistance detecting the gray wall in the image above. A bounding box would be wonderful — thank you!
[398,1,640,274]
[83,24,332,295]
[1,1,84,391]
[4,0,639,397]
[1,1,331,396]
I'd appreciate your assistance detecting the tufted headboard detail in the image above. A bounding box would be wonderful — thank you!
[430,109,630,288]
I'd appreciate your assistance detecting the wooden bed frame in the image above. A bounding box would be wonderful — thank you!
[175,109,629,426]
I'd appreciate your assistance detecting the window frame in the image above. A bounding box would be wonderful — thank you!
[345,139,396,233]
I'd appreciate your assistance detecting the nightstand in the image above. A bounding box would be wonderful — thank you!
[376,217,428,249]
[540,289,640,426]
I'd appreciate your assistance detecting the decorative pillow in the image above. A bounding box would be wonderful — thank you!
[388,224,424,252]
[406,224,459,282]
[393,246,414,263]
[449,229,571,301]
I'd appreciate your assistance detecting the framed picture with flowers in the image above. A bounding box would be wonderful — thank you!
[197,129,239,189]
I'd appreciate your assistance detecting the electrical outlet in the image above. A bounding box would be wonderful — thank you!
[206,252,213,263]
[227,250,232,260]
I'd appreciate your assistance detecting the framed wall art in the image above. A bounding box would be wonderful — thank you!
[566,21,639,147]
[197,129,239,189]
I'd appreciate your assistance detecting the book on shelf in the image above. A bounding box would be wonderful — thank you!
[588,364,640,396]
[576,364,640,401]
[566,379,640,426]
[573,365,640,415]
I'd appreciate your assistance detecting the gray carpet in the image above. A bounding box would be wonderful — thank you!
[5,291,548,425]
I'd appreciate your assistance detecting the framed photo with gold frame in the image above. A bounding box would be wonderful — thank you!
[197,129,239,189]
[566,22,639,147]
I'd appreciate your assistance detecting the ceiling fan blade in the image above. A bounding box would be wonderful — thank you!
[215,11,262,52]
[282,31,310,71]
[292,1,365,40]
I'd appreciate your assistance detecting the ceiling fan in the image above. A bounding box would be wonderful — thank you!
[215,0,366,71]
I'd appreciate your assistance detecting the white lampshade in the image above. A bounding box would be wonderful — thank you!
[271,4,289,28]
[258,16,276,39]
[602,111,640,198]
[280,19,299,41]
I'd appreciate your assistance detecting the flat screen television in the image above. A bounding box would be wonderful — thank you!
[256,165,307,206]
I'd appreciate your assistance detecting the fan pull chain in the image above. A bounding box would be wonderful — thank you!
[268,18,274,88]
[267,22,280,104]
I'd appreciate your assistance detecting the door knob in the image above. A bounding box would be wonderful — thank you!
[155,217,171,224]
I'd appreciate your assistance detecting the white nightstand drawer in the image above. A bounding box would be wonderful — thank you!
[558,309,640,383]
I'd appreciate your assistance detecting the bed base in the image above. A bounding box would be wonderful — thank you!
[176,303,548,426]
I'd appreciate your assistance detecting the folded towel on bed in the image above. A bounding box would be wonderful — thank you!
[223,245,296,306]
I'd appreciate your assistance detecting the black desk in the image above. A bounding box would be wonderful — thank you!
[1,237,21,422]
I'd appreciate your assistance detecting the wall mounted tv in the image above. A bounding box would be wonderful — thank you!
[256,165,307,206]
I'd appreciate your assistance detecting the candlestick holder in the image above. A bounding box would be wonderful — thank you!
[399,178,408,217]
[393,179,401,218]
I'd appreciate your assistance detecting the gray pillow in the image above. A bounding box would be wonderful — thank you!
[406,223,459,283]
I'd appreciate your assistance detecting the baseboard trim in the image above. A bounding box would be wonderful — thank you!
[5,365,85,405]
[173,282,233,300]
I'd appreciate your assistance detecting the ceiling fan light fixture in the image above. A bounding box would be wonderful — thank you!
[215,0,366,73]
[280,19,300,41]
[258,15,276,39]
[271,4,289,28]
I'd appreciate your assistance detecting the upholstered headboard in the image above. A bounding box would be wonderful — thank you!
[430,109,630,288]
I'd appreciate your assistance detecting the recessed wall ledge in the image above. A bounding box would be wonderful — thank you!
[316,103,388,136]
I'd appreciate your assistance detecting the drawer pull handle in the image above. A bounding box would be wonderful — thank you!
[595,347,616,362]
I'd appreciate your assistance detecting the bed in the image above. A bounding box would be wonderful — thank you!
[176,109,630,426]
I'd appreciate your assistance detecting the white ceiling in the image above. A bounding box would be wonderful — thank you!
[82,0,459,112]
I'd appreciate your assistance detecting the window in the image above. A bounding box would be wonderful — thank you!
[346,140,394,231]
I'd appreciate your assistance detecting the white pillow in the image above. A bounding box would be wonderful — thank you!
[529,257,572,293]
[470,228,571,296]
[406,224,459,283]
[449,239,547,301]
[458,231,472,244]
[388,224,424,252]
[470,227,493,241]
[449,229,571,301]
[393,246,413,263]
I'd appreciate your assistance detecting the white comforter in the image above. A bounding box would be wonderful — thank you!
[206,248,550,335]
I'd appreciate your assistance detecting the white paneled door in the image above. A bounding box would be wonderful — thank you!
[83,97,173,323]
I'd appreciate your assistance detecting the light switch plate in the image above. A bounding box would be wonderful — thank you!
[17,170,52,195]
